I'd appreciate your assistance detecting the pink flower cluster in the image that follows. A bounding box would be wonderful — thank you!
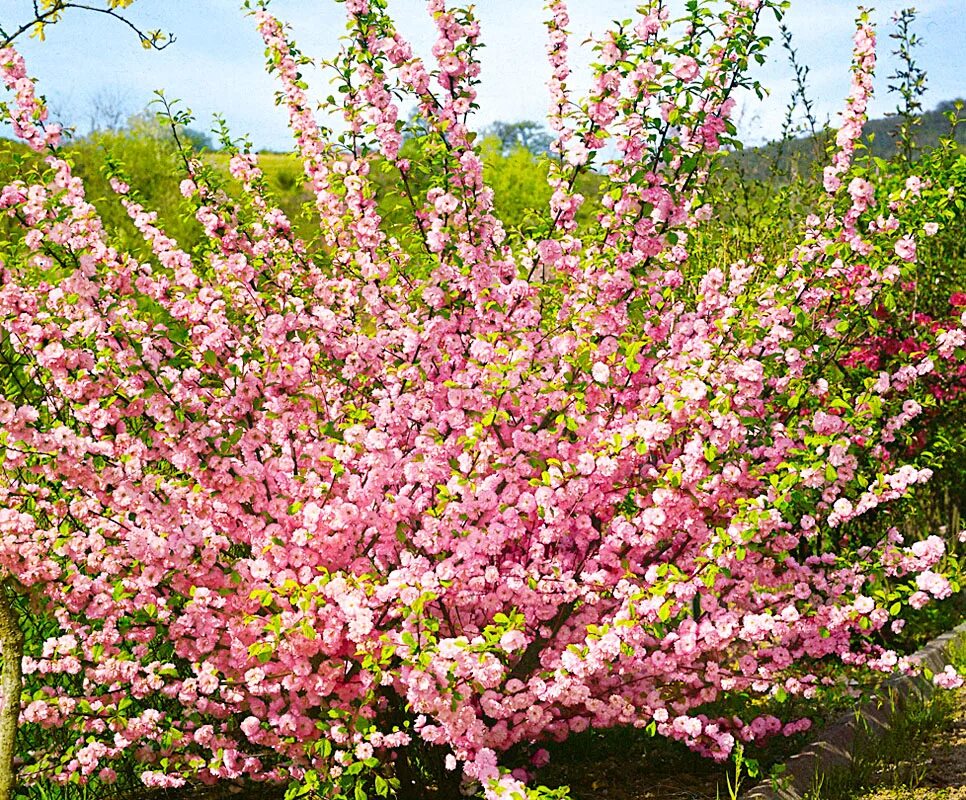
[823,15,875,195]
[0,2,962,797]
[0,47,60,151]
[933,666,965,690]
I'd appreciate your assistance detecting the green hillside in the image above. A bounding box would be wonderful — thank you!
[727,99,965,181]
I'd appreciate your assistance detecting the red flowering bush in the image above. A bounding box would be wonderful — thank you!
[0,1,963,798]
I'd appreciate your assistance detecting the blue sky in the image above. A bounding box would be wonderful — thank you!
[3,0,964,150]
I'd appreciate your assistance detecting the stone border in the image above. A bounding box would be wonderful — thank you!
[745,621,966,800]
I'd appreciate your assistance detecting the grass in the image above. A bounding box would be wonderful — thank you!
[798,637,966,800]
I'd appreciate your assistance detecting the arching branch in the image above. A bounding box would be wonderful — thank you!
[0,1,175,50]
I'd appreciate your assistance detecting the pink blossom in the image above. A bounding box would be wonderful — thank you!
[671,56,700,82]
[499,630,527,654]
[934,666,964,690]
[894,236,917,262]
[853,596,875,614]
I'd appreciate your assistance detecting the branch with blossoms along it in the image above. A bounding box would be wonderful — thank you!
[0,1,964,799]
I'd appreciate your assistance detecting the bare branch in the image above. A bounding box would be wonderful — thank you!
[0,1,175,51]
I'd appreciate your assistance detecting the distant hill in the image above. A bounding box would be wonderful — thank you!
[728,100,965,180]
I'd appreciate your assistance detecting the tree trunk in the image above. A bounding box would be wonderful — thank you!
[0,582,23,800]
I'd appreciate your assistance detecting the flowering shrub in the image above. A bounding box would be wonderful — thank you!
[0,1,963,798]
